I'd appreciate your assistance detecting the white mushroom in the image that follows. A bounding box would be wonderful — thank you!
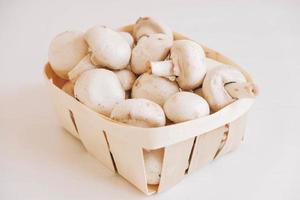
[48,31,88,79]
[114,69,137,91]
[133,17,173,41]
[74,69,125,116]
[163,92,210,123]
[62,81,74,97]
[131,73,179,106]
[85,26,131,70]
[202,66,257,112]
[110,98,166,128]
[68,54,97,82]
[150,40,207,90]
[119,31,134,48]
[144,149,164,185]
[131,34,173,74]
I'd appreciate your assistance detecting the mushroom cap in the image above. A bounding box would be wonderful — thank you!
[85,26,131,70]
[144,149,164,185]
[114,69,137,91]
[133,17,173,41]
[119,31,134,48]
[74,69,125,116]
[68,54,97,82]
[62,81,75,97]
[163,91,210,123]
[131,34,173,74]
[110,98,166,128]
[202,66,247,111]
[170,40,207,90]
[48,31,88,79]
[131,73,179,106]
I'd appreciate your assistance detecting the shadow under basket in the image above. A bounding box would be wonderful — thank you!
[44,25,256,195]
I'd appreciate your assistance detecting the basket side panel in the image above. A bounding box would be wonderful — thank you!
[215,114,248,158]
[158,138,195,193]
[187,126,227,173]
[73,111,115,172]
[48,81,80,139]
[107,135,149,194]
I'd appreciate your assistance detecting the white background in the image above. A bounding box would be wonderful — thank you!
[1,0,299,199]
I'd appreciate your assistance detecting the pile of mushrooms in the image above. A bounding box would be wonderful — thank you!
[48,17,258,185]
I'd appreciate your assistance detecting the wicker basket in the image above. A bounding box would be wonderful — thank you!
[44,25,256,195]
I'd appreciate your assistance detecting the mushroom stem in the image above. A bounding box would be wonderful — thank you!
[225,82,258,99]
[150,60,176,81]
[68,54,97,82]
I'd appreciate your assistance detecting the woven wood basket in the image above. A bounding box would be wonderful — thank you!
[44,25,256,195]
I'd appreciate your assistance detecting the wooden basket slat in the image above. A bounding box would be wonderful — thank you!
[73,112,116,172]
[215,114,248,159]
[158,137,195,192]
[106,135,149,194]
[187,126,227,173]
[47,81,80,139]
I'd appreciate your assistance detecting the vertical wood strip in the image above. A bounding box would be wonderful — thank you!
[158,138,195,192]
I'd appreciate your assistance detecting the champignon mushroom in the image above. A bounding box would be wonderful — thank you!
[48,31,88,79]
[114,69,137,91]
[74,69,125,116]
[150,40,207,90]
[163,92,210,123]
[131,73,179,106]
[62,81,74,97]
[202,66,258,112]
[110,98,166,128]
[131,34,173,74]
[119,31,134,48]
[68,54,97,82]
[85,26,131,70]
[144,149,164,185]
[133,17,173,41]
